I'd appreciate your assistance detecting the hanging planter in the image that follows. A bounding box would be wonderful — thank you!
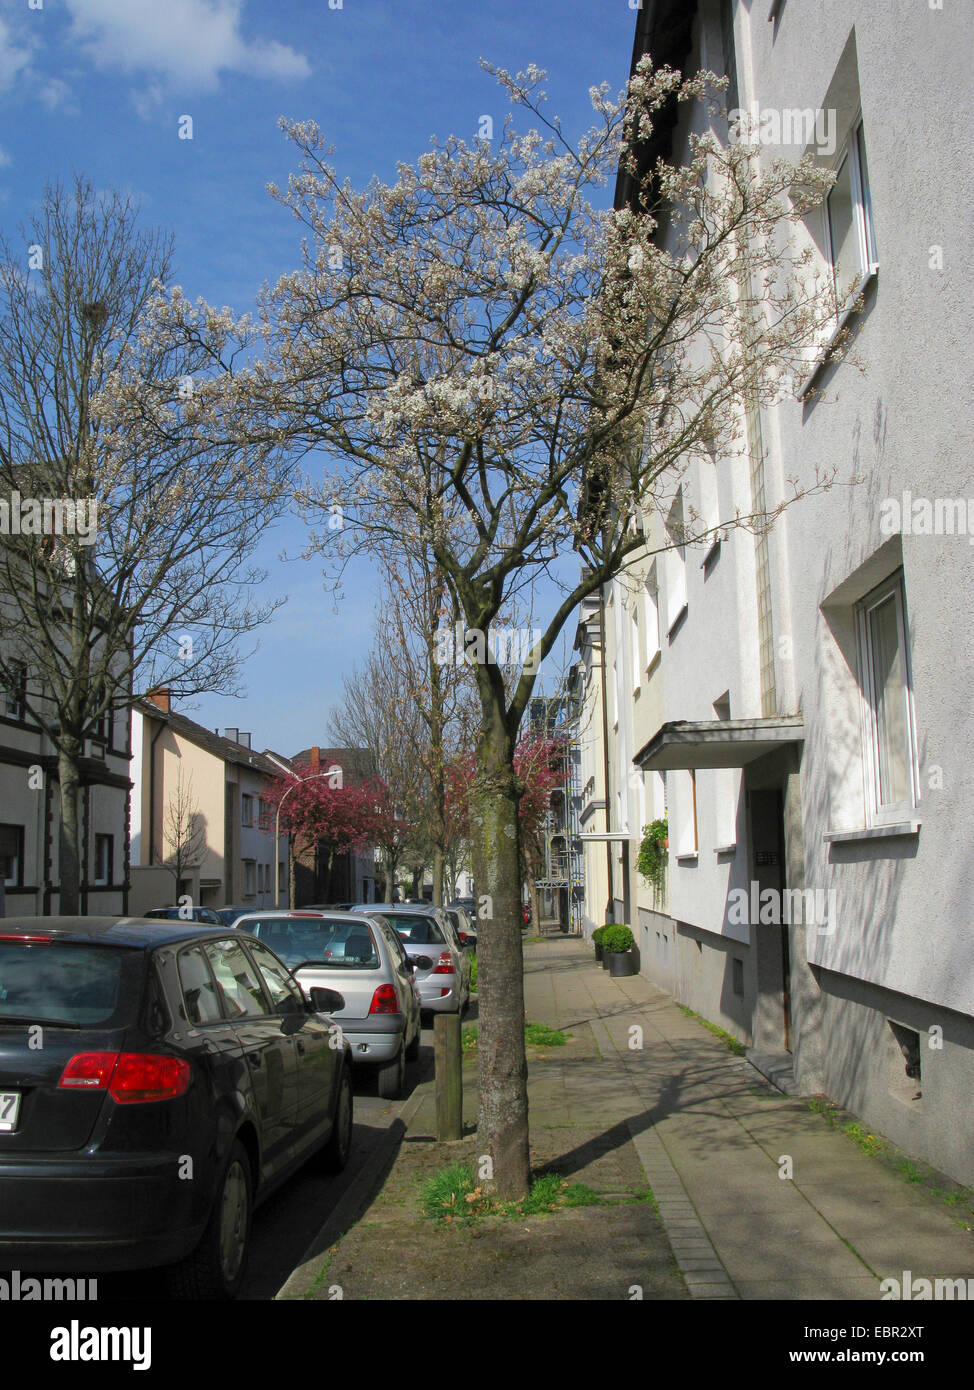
[637,818,669,891]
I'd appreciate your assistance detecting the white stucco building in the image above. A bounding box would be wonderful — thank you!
[580,0,974,1184]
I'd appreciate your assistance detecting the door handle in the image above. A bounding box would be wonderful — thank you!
[295,1040,306,1055]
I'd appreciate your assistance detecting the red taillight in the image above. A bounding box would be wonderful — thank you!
[432,952,453,975]
[0,933,52,943]
[369,984,398,1015]
[59,1052,118,1089]
[59,1052,190,1103]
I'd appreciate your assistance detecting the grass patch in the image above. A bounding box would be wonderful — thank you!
[302,1240,343,1299]
[421,1165,648,1222]
[676,1003,746,1056]
[461,1022,570,1055]
[468,956,477,992]
[524,1023,569,1047]
[806,1095,974,1227]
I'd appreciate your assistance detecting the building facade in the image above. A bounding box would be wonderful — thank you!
[579,0,974,1184]
[129,693,287,915]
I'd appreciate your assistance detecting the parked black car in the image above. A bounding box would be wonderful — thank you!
[144,905,224,926]
[0,917,352,1299]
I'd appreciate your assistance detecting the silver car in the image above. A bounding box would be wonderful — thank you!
[233,911,423,1099]
[353,904,471,1017]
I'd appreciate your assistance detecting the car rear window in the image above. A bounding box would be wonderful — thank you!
[0,941,132,1027]
[391,916,445,946]
[243,917,379,970]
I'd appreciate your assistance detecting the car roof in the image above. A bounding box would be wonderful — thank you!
[0,917,242,949]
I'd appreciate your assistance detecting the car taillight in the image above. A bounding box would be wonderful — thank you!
[59,1052,190,1103]
[432,952,453,975]
[369,985,398,1014]
[0,933,52,943]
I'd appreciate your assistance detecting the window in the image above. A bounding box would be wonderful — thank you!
[241,794,254,828]
[0,825,23,887]
[642,567,660,670]
[244,860,256,896]
[664,490,688,632]
[3,664,27,721]
[825,118,877,307]
[93,834,113,886]
[246,940,306,1015]
[856,572,918,824]
[177,945,224,1025]
[203,939,270,1018]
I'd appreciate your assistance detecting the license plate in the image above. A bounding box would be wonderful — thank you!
[0,1091,21,1132]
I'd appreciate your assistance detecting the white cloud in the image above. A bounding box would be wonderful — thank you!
[39,76,75,111]
[0,16,36,92]
[65,0,310,89]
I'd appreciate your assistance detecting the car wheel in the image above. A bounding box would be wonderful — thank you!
[405,1022,420,1061]
[315,1065,353,1173]
[166,1140,252,1301]
[376,1041,405,1099]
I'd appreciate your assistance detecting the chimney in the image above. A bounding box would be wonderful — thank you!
[147,688,171,714]
[311,745,320,773]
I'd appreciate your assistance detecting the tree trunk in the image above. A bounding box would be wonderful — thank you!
[384,849,395,903]
[432,846,444,907]
[471,718,530,1200]
[288,836,296,910]
[529,874,542,939]
[57,742,83,915]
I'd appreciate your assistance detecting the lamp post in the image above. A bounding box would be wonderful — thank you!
[274,772,333,908]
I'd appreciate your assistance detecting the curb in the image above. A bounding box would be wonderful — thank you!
[274,1069,433,1300]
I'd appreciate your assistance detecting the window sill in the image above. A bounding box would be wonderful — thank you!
[645,649,661,679]
[667,603,688,641]
[700,537,722,570]
[674,852,699,864]
[714,843,737,856]
[823,820,920,845]
[797,265,878,400]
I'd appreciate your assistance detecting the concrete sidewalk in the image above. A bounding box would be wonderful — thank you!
[529,937,974,1300]
[280,936,974,1301]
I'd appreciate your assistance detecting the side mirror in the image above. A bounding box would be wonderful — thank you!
[413,955,433,971]
[309,986,345,1014]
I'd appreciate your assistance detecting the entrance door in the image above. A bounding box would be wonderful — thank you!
[748,788,791,1052]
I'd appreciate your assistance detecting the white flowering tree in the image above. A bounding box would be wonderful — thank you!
[0,178,290,914]
[255,58,842,1196]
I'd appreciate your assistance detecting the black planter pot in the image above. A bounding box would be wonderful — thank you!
[594,943,604,962]
[607,950,635,977]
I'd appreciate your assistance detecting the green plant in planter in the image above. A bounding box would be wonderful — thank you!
[592,926,606,946]
[601,924,634,954]
[637,818,669,891]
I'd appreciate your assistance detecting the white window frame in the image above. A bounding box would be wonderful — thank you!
[855,572,919,827]
[824,115,878,310]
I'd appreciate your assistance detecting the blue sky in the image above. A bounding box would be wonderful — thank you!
[0,0,637,755]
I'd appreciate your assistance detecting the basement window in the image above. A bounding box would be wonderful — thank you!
[887,1021,922,1105]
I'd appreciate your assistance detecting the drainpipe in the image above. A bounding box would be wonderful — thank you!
[597,585,615,923]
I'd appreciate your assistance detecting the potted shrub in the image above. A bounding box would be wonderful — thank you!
[601,923,636,977]
[637,818,669,893]
[592,926,607,962]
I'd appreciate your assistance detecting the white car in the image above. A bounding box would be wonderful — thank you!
[233,911,424,1099]
[352,905,471,1017]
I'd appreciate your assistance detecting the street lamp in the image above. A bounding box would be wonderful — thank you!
[274,772,334,908]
